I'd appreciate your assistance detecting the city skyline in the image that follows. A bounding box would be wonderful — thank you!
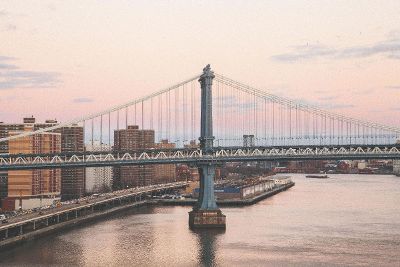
[1,1,399,127]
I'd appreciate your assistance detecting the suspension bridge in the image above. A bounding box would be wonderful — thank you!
[1,65,400,228]
[0,67,399,169]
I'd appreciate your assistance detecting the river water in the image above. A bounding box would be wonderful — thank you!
[1,174,399,266]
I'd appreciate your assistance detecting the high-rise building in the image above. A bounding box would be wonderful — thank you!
[394,160,400,175]
[1,118,62,210]
[0,117,85,204]
[4,130,61,210]
[394,140,400,176]
[0,172,8,209]
[179,140,200,181]
[113,126,155,189]
[85,141,113,193]
[154,139,176,184]
[58,125,85,200]
[243,134,255,147]
[28,119,84,200]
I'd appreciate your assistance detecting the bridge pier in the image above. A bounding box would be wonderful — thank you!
[189,65,225,229]
[189,163,225,228]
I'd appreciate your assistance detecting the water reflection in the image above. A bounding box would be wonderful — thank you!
[193,229,225,266]
[1,174,400,266]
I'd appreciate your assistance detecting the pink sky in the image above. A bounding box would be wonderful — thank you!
[0,1,399,127]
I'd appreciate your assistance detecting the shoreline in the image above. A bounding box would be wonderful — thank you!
[154,182,294,206]
[0,182,294,252]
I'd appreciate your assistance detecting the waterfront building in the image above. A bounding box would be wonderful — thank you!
[179,140,200,181]
[394,160,400,176]
[395,140,400,176]
[0,172,8,209]
[154,139,176,184]
[3,130,61,210]
[0,117,85,203]
[273,176,292,185]
[58,125,85,200]
[243,134,255,147]
[113,126,155,189]
[85,141,113,193]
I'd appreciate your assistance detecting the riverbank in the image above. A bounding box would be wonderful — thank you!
[0,182,294,252]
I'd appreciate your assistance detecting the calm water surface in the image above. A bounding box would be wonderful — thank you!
[1,174,399,266]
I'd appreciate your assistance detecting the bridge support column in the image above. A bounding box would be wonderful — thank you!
[189,65,225,229]
[189,163,225,229]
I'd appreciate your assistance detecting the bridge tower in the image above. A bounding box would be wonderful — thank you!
[189,65,226,229]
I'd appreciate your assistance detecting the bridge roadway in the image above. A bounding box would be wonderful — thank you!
[1,144,400,170]
[0,181,188,247]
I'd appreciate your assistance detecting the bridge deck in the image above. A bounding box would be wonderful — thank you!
[0,182,188,233]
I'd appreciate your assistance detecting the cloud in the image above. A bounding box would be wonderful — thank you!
[0,63,18,69]
[313,90,328,94]
[72,97,94,103]
[388,53,400,59]
[0,56,61,90]
[5,24,16,31]
[322,103,355,110]
[0,56,15,61]
[386,85,400,90]
[350,88,375,95]
[215,95,254,110]
[271,36,400,62]
[318,95,339,101]
[46,4,57,12]
[272,44,336,62]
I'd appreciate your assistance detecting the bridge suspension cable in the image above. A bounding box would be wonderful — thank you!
[1,70,399,150]
[0,74,202,145]
[213,73,400,147]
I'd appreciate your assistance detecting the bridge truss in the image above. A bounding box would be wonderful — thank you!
[1,145,399,170]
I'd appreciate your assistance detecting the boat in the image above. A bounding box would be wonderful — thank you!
[305,174,329,179]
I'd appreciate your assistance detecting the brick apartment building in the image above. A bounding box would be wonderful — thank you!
[113,126,155,189]
[0,118,61,210]
[59,126,85,200]
[154,139,176,184]
[0,117,85,208]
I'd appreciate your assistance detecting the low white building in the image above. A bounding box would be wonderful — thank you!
[273,176,292,185]
[395,140,400,176]
[85,141,113,193]
[394,160,400,176]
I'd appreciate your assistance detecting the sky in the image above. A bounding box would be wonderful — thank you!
[0,0,399,127]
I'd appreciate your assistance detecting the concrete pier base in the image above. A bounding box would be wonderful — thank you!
[188,209,226,229]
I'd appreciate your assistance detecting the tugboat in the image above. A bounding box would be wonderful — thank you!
[306,172,329,179]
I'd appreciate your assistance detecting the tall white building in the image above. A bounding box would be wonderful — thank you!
[85,141,113,193]
[394,160,400,175]
[395,140,400,176]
